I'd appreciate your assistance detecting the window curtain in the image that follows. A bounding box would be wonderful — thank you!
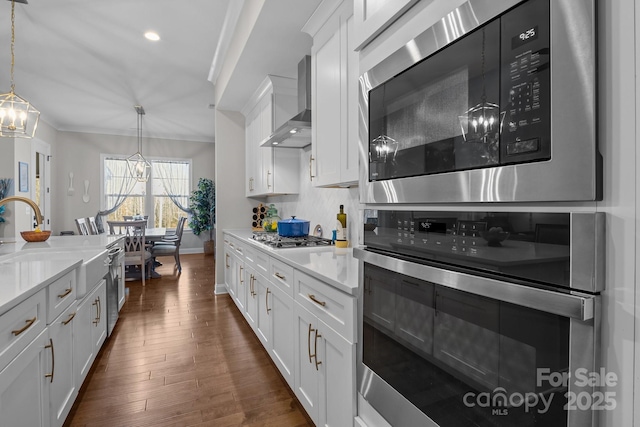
[95,159,137,233]
[155,161,192,214]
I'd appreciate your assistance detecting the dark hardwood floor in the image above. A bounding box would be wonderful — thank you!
[64,254,313,427]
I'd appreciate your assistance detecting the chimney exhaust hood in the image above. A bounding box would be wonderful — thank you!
[260,56,312,148]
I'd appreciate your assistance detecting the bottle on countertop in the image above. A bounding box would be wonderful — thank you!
[335,204,348,248]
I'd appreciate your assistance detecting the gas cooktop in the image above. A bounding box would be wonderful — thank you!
[251,232,334,249]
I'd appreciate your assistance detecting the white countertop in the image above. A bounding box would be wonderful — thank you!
[0,234,123,315]
[224,229,360,296]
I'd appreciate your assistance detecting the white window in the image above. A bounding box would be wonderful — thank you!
[103,157,191,229]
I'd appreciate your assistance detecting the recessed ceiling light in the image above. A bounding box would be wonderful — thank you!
[144,31,160,41]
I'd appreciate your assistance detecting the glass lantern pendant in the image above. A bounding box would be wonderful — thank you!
[370,134,398,163]
[0,0,40,138]
[127,105,151,182]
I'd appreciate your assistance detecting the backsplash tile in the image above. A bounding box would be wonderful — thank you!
[263,147,360,245]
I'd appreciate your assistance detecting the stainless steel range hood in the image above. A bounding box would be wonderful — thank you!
[260,56,311,148]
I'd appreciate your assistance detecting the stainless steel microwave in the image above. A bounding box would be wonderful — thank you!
[359,0,601,204]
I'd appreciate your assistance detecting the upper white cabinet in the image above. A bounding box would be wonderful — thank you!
[243,76,300,197]
[353,0,420,50]
[304,0,359,188]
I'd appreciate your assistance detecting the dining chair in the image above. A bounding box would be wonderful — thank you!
[151,216,187,273]
[87,216,101,235]
[107,219,153,286]
[75,218,90,236]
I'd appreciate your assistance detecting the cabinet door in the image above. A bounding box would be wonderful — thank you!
[73,293,95,389]
[92,280,107,354]
[245,110,257,196]
[293,303,320,424]
[48,302,78,427]
[244,267,258,331]
[224,246,237,299]
[313,17,342,186]
[269,284,294,388]
[254,273,271,349]
[234,256,247,313]
[0,328,50,427]
[318,319,356,427]
[312,3,358,187]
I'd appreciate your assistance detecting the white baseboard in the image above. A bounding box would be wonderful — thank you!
[180,248,204,255]
[214,283,228,295]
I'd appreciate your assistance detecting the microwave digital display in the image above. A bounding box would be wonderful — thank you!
[512,25,539,49]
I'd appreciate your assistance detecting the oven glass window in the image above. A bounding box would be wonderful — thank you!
[363,263,570,426]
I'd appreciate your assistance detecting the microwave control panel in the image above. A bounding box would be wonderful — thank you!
[500,0,551,164]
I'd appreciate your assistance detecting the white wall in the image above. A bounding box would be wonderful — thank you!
[214,109,252,291]
[53,130,215,250]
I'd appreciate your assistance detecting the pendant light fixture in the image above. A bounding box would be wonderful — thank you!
[127,105,151,182]
[0,0,40,138]
[458,28,500,145]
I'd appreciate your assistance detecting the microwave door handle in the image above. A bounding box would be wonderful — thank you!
[354,248,595,321]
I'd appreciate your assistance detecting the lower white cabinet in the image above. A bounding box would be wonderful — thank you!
[266,282,295,388]
[0,328,50,427]
[294,302,355,427]
[74,279,107,388]
[48,301,78,427]
[223,232,356,426]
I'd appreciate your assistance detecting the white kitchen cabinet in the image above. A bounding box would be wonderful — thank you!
[0,328,50,427]
[353,0,419,50]
[48,301,78,427]
[243,75,299,197]
[294,302,355,427]
[304,0,359,187]
[244,265,258,331]
[267,282,294,388]
[74,279,107,389]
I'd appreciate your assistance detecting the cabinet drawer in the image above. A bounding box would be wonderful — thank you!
[270,258,295,297]
[0,289,47,371]
[47,270,77,324]
[294,270,356,343]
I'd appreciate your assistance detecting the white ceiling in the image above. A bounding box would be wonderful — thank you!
[0,0,320,143]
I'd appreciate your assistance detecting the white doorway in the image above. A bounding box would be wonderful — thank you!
[31,139,51,231]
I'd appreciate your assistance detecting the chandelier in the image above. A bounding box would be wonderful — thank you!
[126,105,151,182]
[0,0,40,138]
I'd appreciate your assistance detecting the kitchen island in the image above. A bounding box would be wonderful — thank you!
[0,234,124,427]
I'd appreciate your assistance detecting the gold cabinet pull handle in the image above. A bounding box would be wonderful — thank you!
[45,338,55,383]
[266,287,271,314]
[309,155,315,181]
[225,253,230,268]
[267,170,272,188]
[314,330,322,371]
[12,317,37,336]
[239,266,244,283]
[92,299,99,325]
[58,288,72,299]
[307,323,314,364]
[274,272,285,280]
[98,296,102,323]
[62,312,76,326]
[309,294,326,307]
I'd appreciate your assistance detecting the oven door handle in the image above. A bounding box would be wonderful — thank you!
[354,248,595,321]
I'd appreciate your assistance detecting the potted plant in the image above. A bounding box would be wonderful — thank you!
[189,178,215,255]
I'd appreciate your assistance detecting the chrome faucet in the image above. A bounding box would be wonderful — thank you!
[0,196,44,226]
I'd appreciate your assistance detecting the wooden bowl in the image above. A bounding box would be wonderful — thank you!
[20,230,52,242]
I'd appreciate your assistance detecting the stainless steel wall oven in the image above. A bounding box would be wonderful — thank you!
[356,210,604,427]
[359,0,600,203]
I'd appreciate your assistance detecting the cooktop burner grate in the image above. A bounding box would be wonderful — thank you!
[251,232,334,248]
